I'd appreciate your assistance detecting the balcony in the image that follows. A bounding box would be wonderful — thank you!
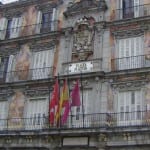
[114,4,150,20]
[62,58,102,75]
[0,110,150,131]
[0,20,59,41]
[0,67,53,83]
[111,54,150,71]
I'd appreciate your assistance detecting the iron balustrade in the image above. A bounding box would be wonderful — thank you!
[0,67,53,83]
[62,58,103,75]
[0,20,59,40]
[0,110,150,131]
[114,4,150,20]
[111,54,150,71]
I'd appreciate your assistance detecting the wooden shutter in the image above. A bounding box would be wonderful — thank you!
[32,51,39,80]
[0,18,8,40]
[51,8,57,31]
[131,37,142,68]
[0,101,8,129]
[6,55,15,82]
[118,39,126,69]
[120,0,123,19]
[35,11,42,34]
[134,0,140,17]
[118,91,130,125]
[10,17,22,38]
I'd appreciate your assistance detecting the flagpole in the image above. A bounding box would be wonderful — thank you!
[80,72,84,127]
[57,73,61,128]
[67,77,73,126]
[48,77,52,129]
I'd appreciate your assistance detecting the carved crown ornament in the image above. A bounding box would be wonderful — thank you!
[63,0,107,18]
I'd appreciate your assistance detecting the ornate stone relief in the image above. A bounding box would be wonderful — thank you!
[72,16,95,61]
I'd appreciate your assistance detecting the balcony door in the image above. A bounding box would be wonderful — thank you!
[120,0,140,19]
[71,89,92,128]
[117,91,142,126]
[25,98,48,130]
[118,36,143,70]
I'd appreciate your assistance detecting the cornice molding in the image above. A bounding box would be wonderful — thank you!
[63,0,107,18]
[0,0,63,18]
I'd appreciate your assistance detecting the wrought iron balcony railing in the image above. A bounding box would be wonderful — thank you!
[0,67,53,83]
[114,4,150,20]
[111,54,150,71]
[0,20,59,41]
[0,110,150,131]
[62,58,102,75]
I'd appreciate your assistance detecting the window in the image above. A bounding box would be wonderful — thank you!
[120,0,140,19]
[0,57,8,82]
[9,16,22,38]
[41,8,57,33]
[41,13,52,32]
[6,19,12,38]
[31,49,54,80]
[118,36,143,70]
[25,98,48,129]
[0,17,8,40]
[117,90,142,126]
[6,47,54,82]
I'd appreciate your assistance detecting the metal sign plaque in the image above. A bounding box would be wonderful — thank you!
[69,61,93,74]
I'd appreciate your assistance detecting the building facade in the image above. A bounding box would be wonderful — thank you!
[0,0,150,149]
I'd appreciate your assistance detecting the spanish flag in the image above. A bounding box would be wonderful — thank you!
[55,79,69,126]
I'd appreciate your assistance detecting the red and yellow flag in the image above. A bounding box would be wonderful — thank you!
[55,79,69,126]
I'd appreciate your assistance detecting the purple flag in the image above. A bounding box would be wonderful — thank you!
[71,80,81,106]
